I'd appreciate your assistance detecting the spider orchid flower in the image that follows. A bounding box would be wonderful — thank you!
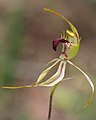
[34,8,94,108]
[1,8,94,108]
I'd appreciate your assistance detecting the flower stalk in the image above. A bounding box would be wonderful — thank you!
[48,83,59,120]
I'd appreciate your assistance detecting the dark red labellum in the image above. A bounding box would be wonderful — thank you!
[52,38,69,51]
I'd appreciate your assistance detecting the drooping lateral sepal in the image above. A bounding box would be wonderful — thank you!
[67,60,94,108]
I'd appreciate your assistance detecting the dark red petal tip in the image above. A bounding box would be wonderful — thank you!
[52,40,60,51]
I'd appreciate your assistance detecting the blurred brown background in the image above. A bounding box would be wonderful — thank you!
[0,0,96,120]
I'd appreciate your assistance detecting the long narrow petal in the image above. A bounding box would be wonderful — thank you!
[44,58,60,68]
[1,60,60,89]
[39,61,66,87]
[1,85,34,89]
[67,60,94,108]
[35,59,61,85]
[62,77,74,82]
[43,8,79,40]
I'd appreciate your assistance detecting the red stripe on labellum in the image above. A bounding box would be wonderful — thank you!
[56,62,64,80]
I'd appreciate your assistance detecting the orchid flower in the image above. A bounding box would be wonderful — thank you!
[35,8,94,108]
[0,8,94,120]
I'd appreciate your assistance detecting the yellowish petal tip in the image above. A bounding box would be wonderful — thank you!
[1,85,34,89]
[43,8,57,13]
[83,92,94,108]
[43,8,49,11]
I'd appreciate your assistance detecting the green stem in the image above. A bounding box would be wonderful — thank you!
[48,83,59,120]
